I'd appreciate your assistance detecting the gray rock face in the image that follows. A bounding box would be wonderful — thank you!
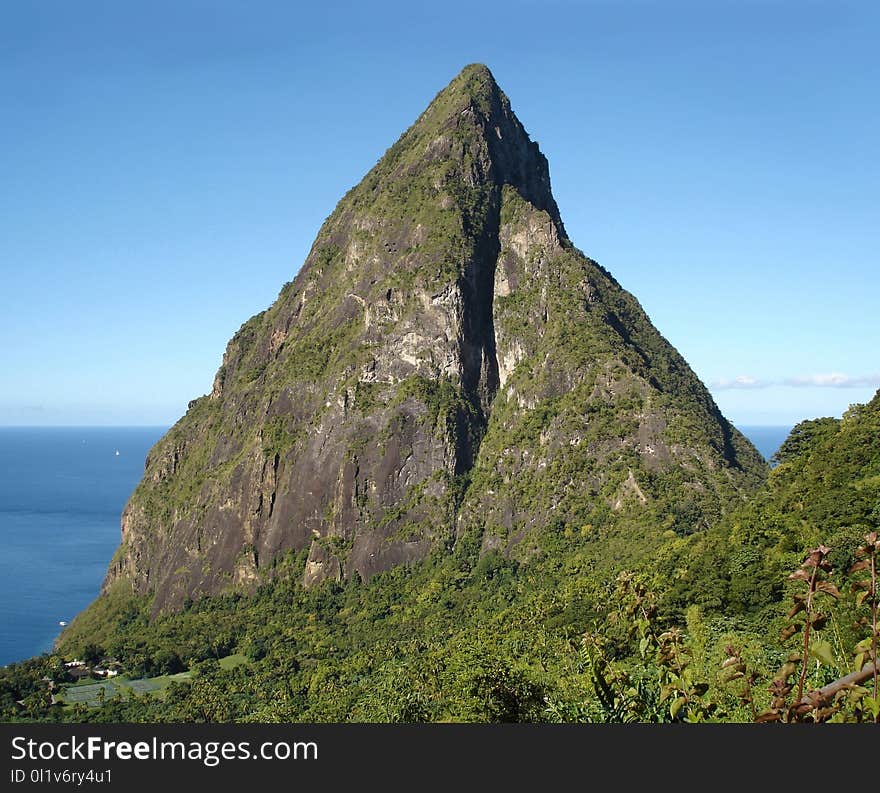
[101,64,765,613]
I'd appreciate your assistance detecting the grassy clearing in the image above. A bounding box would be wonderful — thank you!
[217,653,249,671]
[57,654,248,707]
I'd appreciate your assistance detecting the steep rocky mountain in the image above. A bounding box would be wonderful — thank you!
[92,64,765,616]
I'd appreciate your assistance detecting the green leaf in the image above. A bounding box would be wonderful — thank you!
[670,696,685,719]
[810,639,835,667]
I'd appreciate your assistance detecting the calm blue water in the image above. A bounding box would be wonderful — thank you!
[738,425,792,462]
[0,427,167,666]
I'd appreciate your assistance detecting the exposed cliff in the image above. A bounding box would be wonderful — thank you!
[96,64,765,614]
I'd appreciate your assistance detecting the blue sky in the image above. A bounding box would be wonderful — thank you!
[1,0,877,427]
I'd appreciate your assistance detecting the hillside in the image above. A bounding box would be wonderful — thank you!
[663,390,880,621]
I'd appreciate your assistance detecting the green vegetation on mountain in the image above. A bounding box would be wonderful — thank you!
[2,65,876,724]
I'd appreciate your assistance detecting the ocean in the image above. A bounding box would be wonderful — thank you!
[0,423,791,667]
[738,425,792,462]
[0,427,167,667]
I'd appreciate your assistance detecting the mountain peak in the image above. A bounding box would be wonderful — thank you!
[458,62,496,81]
[384,64,566,237]
[86,64,765,613]
[440,62,501,107]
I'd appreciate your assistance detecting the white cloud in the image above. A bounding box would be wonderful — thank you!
[711,375,766,390]
[711,372,880,390]
[785,372,880,388]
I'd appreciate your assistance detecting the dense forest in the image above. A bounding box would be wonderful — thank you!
[3,390,877,724]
